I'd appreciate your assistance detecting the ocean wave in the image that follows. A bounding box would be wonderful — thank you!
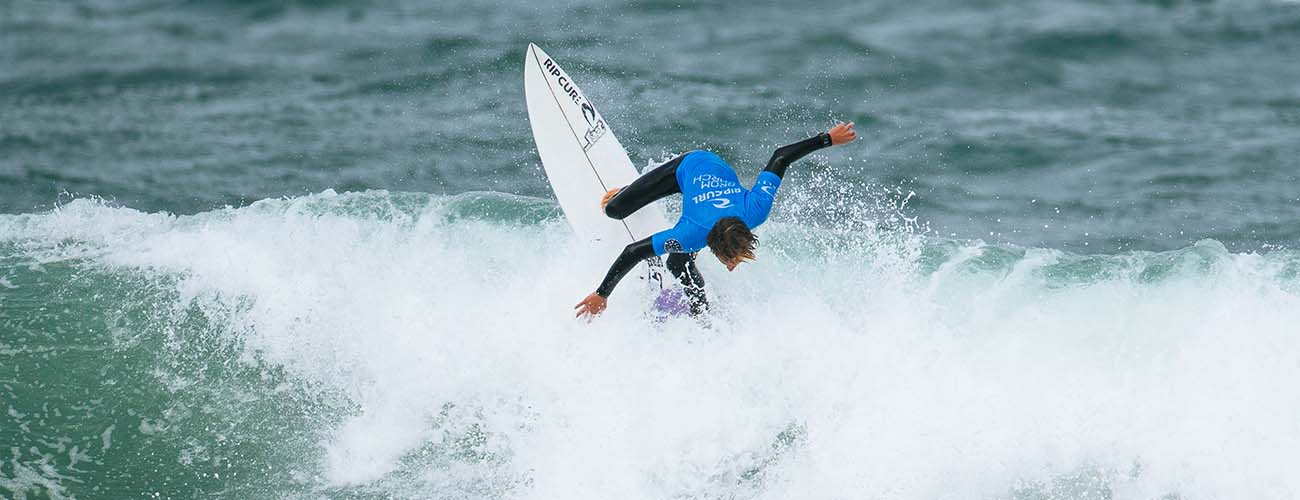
[3,190,1300,499]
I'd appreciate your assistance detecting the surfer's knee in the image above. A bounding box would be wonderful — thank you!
[666,253,705,289]
[665,252,689,274]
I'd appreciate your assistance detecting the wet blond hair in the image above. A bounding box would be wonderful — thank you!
[706,217,757,263]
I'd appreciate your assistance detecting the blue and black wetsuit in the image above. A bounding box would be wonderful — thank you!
[598,132,833,315]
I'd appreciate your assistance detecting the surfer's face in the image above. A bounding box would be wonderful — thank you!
[719,255,746,272]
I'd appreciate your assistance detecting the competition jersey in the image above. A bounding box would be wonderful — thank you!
[650,151,782,255]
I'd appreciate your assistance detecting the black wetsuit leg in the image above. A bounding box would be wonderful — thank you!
[665,252,708,316]
[603,153,689,220]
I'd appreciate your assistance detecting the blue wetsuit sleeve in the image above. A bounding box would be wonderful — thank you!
[745,171,783,227]
[594,237,656,298]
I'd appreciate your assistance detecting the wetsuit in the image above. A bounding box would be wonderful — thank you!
[597,132,833,314]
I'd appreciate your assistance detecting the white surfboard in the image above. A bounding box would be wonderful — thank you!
[524,43,672,290]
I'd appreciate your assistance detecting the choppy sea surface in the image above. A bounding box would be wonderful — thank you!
[3,1,1300,499]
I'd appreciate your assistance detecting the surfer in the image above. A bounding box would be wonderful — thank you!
[575,121,858,319]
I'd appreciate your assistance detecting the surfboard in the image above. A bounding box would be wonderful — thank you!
[523,44,669,244]
[523,43,674,298]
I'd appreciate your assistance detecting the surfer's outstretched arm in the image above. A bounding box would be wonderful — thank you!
[603,153,689,219]
[763,122,857,179]
[575,237,710,319]
[595,238,655,297]
[575,237,656,318]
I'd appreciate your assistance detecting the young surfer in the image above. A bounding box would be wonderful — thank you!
[575,121,858,319]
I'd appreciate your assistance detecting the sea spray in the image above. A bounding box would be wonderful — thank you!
[3,191,1299,499]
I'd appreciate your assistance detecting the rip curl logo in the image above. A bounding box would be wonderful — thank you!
[579,102,607,151]
[759,185,776,196]
[709,198,733,209]
[664,238,684,253]
[543,58,606,151]
[691,187,742,204]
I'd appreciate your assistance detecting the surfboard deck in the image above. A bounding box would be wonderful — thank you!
[523,43,674,300]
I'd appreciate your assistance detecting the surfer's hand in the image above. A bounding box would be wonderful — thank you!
[574,292,608,320]
[600,188,621,211]
[828,121,856,145]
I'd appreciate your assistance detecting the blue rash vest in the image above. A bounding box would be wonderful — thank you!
[650,151,782,255]
[590,131,832,300]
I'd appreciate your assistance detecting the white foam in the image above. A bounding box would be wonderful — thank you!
[4,192,1299,499]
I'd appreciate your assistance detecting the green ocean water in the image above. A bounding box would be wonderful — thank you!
[4,1,1300,499]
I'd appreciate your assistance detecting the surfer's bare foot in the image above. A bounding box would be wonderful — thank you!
[600,188,621,211]
[829,121,857,145]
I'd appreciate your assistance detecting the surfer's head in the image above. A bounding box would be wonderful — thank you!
[707,217,757,271]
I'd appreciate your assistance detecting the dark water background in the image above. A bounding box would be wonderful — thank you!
[4,0,1299,252]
